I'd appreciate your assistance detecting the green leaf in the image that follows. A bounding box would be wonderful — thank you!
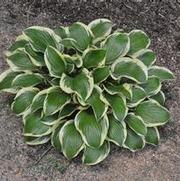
[75,109,109,148]
[24,112,52,137]
[123,127,145,152]
[82,141,110,165]
[58,103,78,119]
[11,88,38,115]
[135,100,170,126]
[107,114,127,146]
[25,135,50,145]
[60,38,77,49]
[92,66,110,84]
[69,22,92,51]
[30,89,47,112]
[132,49,156,67]
[141,76,161,96]
[82,48,106,68]
[24,26,61,52]
[105,93,128,121]
[148,66,175,81]
[150,91,165,105]
[49,77,60,86]
[66,63,75,74]
[55,26,69,39]
[64,54,83,68]
[59,120,84,159]
[44,46,66,77]
[51,122,65,151]
[0,69,20,93]
[102,33,130,64]
[127,85,146,107]
[87,86,108,120]
[125,113,147,136]
[60,68,94,101]
[9,34,28,52]
[12,73,44,87]
[128,30,150,55]
[111,57,148,83]
[103,82,132,100]
[7,48,37,71]
[88,18,112,44]
[76,96,89,107]
[43,87,70,116]
[41,114,60,126]
[25,43,45,66]
[145,127,159,146]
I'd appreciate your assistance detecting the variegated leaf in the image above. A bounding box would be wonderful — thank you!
[75,109,109,148]
[135,100,170,127]
[88,18,112,44]
[105,92,128,121]
[11,87,38,115]
[87,86,108,120]
[102,33,130,64]
[82,141,110,165]
[60,68,94,101]
[128,30,150,55]
[107,114,127,146]
[111,57,148,83]
[44,46,66,77]
[148,66,174,81]
[59,120,84,159]
[43,87,70,116]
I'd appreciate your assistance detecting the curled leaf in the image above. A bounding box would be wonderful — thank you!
[145,127,160,146]
[45,46,66,77]
[111,57,148,83]
[148,66,175,81]
[87,86,108,120]
[59,120,84,159]
[60,68,94,101]
[141,76,161,96]
[128,30,150,55]
[24,26,61,52]
[0,69,20,93]
[75,109,109,148]
[82,48,106,69]
[127,85,146,107]
[150,91,165,105]
[103,82,132,100]
[92,66,110,84]
[43,87,70,116]
[82,141,110,165]
[69,22,92,51]
[125,113,147,136]
[11,88,38,115]
[7,48,37,71]
[24,112,52,137]
[102,33,130,64]
[123,127,145,152]
[88,18,112,44]
[105,92,128,121]
[12,73,44,88]
[132,49,156,67]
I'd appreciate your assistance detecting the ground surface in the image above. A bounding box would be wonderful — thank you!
[0,0,180,180]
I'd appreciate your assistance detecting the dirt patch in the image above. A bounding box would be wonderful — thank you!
[0,0,180,181]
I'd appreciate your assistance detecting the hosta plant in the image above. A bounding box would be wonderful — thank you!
[0,19,174,165]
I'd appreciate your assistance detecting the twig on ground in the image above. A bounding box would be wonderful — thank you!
[34,146,52,165]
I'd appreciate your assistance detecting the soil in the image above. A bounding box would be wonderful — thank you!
[0,0,180,181]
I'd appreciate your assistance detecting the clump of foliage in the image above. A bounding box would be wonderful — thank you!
[0,19,174,165]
